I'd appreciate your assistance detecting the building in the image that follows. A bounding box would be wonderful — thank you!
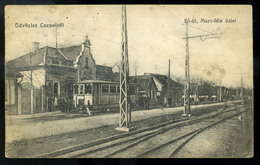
[189,81,229,103]
[130,73,183,109]
[5,36,118,114]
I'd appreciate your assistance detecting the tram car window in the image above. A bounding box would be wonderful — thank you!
[110,85,117,93]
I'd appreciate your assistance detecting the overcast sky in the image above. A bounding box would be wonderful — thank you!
[5,5,253,88]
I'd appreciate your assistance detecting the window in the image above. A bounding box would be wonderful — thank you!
[110,85,116,93]
[80,85,84,94]
[85,84,92,94]
[74,85,78,94]
[150,90,155,98]
[102,85,109,94]
[85,58,88,68]
[54,82,59,97]
[117,85,120,93]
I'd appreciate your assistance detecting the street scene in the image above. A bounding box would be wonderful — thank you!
[5,5,253,158]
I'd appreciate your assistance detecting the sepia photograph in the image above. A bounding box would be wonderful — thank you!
[5,5,253,158]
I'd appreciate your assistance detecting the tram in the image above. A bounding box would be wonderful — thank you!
[73,80,120,111]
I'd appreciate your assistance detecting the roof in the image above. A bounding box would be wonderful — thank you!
[6,46,70,70]
[151,74,183,88]
[76,80,118,84]
[96,65,113,72]
[5,68,21,79]
[130,73,183,92]
[6,47,47,69]
[59,45,82,61]
[96,65,120,82]
[130,74,151,91]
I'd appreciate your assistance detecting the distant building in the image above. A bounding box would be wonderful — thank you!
[189,82,229,103]
[5,36,118,114]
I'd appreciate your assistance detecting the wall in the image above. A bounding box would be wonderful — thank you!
[5,79,18,115]
[78,45,97,81]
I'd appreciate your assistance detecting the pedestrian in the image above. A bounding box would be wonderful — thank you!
[64,99,68,112]
[86,100,92,116]
[164,97,167,108]
[48,97,53,112]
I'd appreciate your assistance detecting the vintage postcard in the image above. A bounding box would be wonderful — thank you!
[5,5,253,158]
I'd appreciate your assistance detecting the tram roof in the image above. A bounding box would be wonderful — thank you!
[75,80,119,84]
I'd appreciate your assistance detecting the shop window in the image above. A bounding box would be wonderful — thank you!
[102,85,109,94]
[85,84,92,94]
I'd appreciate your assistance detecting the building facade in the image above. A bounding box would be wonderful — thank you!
[5,36,118,114]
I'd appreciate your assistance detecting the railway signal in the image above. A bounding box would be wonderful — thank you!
[116,5,133,132]
[182,23,223,117]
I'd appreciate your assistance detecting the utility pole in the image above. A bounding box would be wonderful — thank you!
[54,26,59,50]
[116,5,132,132]
[183,23,191,117]
[30,46,34,114]
[219,75,222,102]
[236,86,239,100]
[182,22,223,117]
[241,76,244,105]
[43,34,48,112]
[167,59,171,107]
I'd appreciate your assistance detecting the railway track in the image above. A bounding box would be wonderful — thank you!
[136,108,248,158]
[34,102,247,158]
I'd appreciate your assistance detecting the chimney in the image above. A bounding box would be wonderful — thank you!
[32,42,40,53]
